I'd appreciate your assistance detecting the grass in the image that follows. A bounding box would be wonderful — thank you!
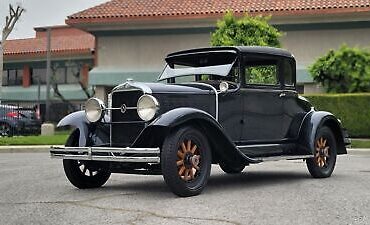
[0,130,70,146]
[351,139,370,148]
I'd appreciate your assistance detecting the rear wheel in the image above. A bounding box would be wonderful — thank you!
[63,130,111,189]
[306,126,337,178]
[161,126,211,197]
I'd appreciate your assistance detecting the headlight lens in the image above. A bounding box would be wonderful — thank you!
[137,95,159,121]
[85,98,105,123]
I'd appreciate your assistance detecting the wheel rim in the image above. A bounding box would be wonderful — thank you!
[0,124,10,136]
[77,161,99,177]
[315,137,330,168]
[176,139,201,182]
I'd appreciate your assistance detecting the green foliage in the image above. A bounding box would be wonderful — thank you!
[211,11,282,47]
[246,65,277,84]
[309,45,370,93]
[304,93,370,137]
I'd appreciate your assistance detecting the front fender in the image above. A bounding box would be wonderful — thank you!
[57,111,89,146]
[134,107,259,165]
[58,111,111,147]
[298,111,347,155]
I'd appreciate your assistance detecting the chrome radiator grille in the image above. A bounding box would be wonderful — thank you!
[111,90,144,146]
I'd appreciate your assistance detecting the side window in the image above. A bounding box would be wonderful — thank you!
[243,56,279,86]
[283,60,294,86]
[245,64,278,85]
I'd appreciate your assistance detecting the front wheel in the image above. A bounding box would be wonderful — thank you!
[306,126,337,178]
[161,126,212,197]
[63,130,111,189]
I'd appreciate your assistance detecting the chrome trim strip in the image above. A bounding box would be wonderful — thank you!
[237,144,280,148]
[112,81,152,94]
[255,155,313,162]
[186,82,219,121]
[106,107,137,110]
[50,146,160,163]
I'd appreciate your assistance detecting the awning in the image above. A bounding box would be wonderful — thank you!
[1,84,93,102]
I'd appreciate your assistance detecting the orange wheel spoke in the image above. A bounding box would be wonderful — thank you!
[177,160,184,166]
[179,166,186,176]
[187,140,191,152]
[181,143,187,153]
[177,151,184,159]
[191,145,197,154]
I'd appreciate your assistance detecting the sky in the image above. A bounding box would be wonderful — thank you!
[0,0,107,40]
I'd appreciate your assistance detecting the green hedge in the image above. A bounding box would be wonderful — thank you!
[304,93,370,138]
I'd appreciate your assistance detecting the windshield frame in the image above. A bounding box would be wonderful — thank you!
[157,50,239,82]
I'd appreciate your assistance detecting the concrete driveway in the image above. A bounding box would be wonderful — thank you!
[0,152,369,225]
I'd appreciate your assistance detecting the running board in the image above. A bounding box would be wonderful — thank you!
[252,155,313,162]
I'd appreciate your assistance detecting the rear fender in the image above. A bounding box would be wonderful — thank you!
[298,111,347,155]
[134,107,259,165]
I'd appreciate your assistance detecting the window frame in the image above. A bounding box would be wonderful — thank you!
[240,53,283,90]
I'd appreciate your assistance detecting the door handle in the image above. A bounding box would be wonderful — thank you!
[279,92,286,98]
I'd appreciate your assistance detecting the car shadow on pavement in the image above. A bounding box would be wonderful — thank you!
[206,170,310,192]
[100,170,310,197]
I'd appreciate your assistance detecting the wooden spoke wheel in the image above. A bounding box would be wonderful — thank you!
[307,126,337,178]
[161,126,211,197]
[315,137,330,168]
[176,140,201,182]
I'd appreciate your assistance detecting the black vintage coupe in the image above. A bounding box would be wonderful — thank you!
[50,46,350,197]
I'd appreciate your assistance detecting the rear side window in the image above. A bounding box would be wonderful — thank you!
[243,55,279,86]
[282,60,294,86]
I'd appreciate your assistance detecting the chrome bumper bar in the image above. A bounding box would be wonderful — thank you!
[50,146,160,163]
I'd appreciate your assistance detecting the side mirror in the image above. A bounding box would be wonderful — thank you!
[219,81,229,93]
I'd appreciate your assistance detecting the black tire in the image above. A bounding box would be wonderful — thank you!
[63,130,111,189]
[306,126,337,178]
[219,162,245,174]
[0,122,13,137]
[161,126,212,197]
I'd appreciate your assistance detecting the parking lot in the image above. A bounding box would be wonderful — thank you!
[0,151,369,225]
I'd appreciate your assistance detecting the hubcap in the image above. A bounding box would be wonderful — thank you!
[315,137,330,168]
[78,161,98,177]
[176,140,201,182]
[0,124,10,136]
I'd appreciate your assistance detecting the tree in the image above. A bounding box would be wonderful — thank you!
[309,45,370,93]
[0,4,25,102]
[210,12,282,83]
[211,11,282,47]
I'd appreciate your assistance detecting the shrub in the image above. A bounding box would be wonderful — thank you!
[309,45,370,93]
[304,93,370,137]
[210,11,282,47]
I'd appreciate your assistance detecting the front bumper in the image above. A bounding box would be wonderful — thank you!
[50,146,160,163]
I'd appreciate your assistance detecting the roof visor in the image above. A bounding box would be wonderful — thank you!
[158,50,237,81]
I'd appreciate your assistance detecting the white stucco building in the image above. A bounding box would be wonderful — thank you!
[65,0,370,100]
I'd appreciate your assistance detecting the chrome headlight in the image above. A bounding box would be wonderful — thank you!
[85,97,105,123]
[137,95,159,121]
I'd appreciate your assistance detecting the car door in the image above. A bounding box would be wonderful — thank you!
[239,54,285,156]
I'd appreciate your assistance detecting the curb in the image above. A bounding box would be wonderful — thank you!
[0,145,63,153]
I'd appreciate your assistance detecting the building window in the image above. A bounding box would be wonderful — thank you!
[31,68,47,85]
[30,65,82,85]
[2,69,23,86]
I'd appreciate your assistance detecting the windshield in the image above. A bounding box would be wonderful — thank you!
[158,50,238,82]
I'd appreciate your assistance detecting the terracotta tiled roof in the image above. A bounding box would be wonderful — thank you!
[4,28,94,58]
[67,0,370,24]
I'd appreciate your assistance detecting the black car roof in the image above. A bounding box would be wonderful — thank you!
[167,46,294,59]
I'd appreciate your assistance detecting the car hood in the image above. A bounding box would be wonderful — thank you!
[112,81,214,94]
